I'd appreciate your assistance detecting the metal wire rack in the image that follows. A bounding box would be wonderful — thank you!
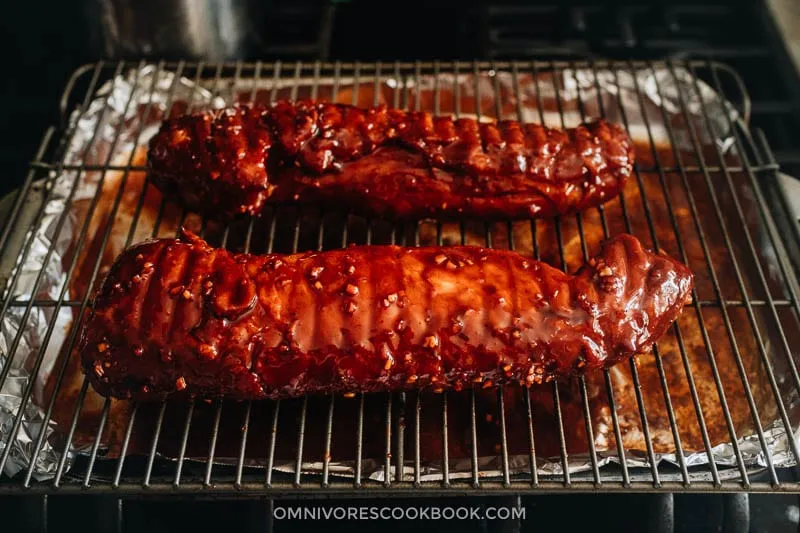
[0,60,799,496]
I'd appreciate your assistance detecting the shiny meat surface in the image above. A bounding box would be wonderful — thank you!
[79,231,692,401]
[147,101,634,220]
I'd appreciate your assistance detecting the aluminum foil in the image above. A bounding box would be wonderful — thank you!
[2,63,797,484]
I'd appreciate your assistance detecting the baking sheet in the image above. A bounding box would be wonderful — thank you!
[2,62,799,483]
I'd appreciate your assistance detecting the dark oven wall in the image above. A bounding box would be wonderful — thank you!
[2,2,93,198]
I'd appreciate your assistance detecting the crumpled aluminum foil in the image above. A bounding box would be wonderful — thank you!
[1,62,795,484]
[0,65,207,479]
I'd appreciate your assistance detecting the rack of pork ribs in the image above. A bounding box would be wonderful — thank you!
[80,229,692,401]
[147,100,634,220]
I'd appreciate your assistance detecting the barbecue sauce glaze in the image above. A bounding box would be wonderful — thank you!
[80,231,692,400]
[148,101,634,220]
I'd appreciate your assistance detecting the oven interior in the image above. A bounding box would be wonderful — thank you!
[3,1,800,532]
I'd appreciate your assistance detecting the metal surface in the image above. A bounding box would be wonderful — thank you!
[1,60,799,496]
[85,0,256,60]
[84,0,336,61]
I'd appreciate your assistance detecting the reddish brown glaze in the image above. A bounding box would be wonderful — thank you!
[79,231,691,401]
[147,101,634,220]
